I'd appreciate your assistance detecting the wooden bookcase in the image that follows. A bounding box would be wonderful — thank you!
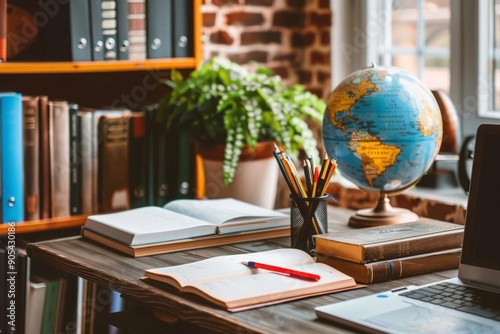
[0,0,203,236]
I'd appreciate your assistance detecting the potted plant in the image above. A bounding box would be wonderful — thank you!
[158,57,325,206]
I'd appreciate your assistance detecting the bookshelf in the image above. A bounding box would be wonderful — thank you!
[0,0,203,236]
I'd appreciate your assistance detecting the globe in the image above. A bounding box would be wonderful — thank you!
[323,64,443,227]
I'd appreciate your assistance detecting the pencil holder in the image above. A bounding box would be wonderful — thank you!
[290,195,328,257]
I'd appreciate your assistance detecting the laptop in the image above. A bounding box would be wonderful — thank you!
[315,123,500,333]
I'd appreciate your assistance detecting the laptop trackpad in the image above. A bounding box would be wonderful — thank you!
[366,305,495,333]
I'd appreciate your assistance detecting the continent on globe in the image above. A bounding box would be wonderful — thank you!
[349,133,401,188]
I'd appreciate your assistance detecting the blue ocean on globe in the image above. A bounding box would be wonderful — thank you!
[323,65,443,193]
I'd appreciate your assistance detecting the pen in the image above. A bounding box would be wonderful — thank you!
[242,261,321,281]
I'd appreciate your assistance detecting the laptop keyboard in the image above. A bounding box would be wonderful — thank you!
[400,282,500,320]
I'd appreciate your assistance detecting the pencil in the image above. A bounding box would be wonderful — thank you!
[242,261,321,281]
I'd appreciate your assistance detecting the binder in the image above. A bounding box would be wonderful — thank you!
[102,0,118,60]
[68,0,93,61]
[146,0,172,59]
[0,93,24,223]
[116,0,130,60]
[89,0,105,61]
[7,1,92,61]
[172,0,194,58]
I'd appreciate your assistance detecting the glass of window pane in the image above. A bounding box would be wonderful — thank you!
[392,55,418,76]
[392,0,418,48]
[491,0,500,110]
[423,57,450,91]
[424,0,450,49]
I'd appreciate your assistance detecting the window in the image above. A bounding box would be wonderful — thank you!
[331,0,500,137]
[377,0,450,92]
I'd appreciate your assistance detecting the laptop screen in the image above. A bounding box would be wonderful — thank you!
[461,124,500,271]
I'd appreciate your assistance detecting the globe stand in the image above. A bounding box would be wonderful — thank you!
[348,192,419,228]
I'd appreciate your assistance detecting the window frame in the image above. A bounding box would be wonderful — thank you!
[330,0,500,139]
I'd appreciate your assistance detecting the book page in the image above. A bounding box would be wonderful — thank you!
[144,248,315,288]
[163,198,288,230]
[186,263,355,310]
[85,206,215,245]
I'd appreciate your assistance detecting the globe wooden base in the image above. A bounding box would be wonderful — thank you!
[348,192,419,228]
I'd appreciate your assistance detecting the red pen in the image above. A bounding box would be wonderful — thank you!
[242,261,321,281]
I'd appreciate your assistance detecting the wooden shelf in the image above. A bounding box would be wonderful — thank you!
[0,58,198,74]
[0,215,88,235]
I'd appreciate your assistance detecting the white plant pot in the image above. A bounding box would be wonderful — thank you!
[201,145,279,209]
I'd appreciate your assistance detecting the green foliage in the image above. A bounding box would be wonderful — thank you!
[158,57,326,186]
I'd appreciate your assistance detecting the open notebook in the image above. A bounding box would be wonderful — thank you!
[315,124,500,333]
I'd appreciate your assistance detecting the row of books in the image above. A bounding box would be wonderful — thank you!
[2,0,193,62]
[0,238,123,334]
[314,218,465,284]
[0,92,197,223]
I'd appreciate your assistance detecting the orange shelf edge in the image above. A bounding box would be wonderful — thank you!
[0,216,88,235]
[0,58,198,74]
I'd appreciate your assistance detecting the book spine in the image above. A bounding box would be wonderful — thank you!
[78,111,94,214]
[128,0,146,60]
[69,103,82,215]
[49,100,71,218]
[128,111,147,208]
[315,229,464,264]
[361,232,464,263]
[317,251,461,284]
[0,246,6,333]
[98,115,130,212]
[22,96,40,221]
[38,96,51,219]
[366,251,460,284]
[0,0,6,61]
[0,93,24,223]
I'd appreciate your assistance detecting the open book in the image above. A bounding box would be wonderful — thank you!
[143,248,357,312]
[83,198,289,246]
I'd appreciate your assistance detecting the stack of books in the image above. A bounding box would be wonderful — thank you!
[81,198,291,257]
[314,218,464,284]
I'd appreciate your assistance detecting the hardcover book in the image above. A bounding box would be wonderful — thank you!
[37,96,50,219]
[22,96,40,220]
[313,219,464,264]
[143,248,357,312]
[82,198,289,246]
[49,100,70,218]
[128,0,146,60]
[98,115,130,212]
[316,248,461,284]
[128,111,148,208]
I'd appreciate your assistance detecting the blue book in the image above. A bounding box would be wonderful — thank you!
[0,92,24,223]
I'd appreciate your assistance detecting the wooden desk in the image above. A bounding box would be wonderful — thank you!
[26,206,458,334]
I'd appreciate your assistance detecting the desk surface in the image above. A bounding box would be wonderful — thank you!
[26,206,458,334]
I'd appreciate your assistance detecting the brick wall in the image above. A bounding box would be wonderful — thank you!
[201,0,332,100]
